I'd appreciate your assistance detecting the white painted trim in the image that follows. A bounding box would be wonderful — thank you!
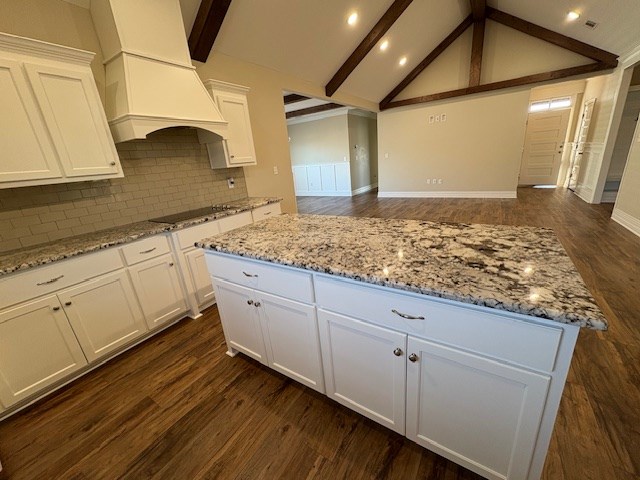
[377,191,517,199]
[203,79,250,95]
[620,44,640,68]
[628,85,640,92]
[612,208,640,237]
[0,32,94,64]
[103,50,195,70]
[287,107,351,125]
[352,183,378,195]
[348,109,377,119]
[600,191,618,203]
[573,185,594,203]
[297,191,352,197]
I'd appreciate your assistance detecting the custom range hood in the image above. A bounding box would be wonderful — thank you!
[90,0,227,143]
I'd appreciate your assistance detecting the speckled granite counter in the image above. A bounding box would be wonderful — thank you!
[0,197,280,276]
[197,214,607,330]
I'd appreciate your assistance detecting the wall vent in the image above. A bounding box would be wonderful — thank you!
[584,20,598,29]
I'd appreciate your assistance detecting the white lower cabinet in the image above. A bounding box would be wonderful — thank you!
[128,253,187,330]
[185,248,216,306]
[406,337,551,480]
[317,309,406,433]
[0,296,87,408]
[213,279,324,393]
[58,270,147,363]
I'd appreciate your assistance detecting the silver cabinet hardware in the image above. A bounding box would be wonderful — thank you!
[139,247,157,254]
[254,301,261,307]
[242,271,258,277]
[247,299,254,305]
[37,275,64,286]
[408,353,419,363]
[391,309,425,320]
[52,306,60,311]
[64,301,72,306]
[169,262,174,267]
[264,212,271,215]
[393,348,403,356]
[110,161,116,166]
[230,155,235,159]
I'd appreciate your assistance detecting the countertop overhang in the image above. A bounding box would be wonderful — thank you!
[197,214,607,330]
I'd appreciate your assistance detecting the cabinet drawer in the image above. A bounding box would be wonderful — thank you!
[218,211,252,233]
[0,248,123,308]
[120,235,171,265]
[315,275,563,372]
[207,253,314,303]
[251,203,281,222]
[175,220,220,251]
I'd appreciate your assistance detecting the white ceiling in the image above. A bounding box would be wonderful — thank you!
[181,0,640,103]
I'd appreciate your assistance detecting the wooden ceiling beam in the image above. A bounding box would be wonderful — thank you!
[381,62,614,110]
[469,18,485,87]
[470,0,486,21]
[286,103,344,119]
[188,0,233,63]
[325,0,414,97]
[379,15,473,109]
[486,7,618,66]
[284,94,310,104]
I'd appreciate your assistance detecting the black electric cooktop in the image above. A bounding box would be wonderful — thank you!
[149,206,229,224]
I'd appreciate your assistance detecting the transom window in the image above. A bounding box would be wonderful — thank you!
[529,97,572,113]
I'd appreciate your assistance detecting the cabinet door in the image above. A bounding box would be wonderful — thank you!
[128,254,187,330]
[185,249,215,306]
[258,291,324,393]
[213,279,267,364]
[317,310,406,434]
[216,93,255,165]
[0,58,62,183]
[58,270,147,362]
[406,337,551,480]
[24,63,120,178]
[0,296,87,408]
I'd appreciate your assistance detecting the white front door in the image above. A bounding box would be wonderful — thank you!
[519,109,571,185]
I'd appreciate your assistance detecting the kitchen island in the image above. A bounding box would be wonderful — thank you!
[197,214,606,480]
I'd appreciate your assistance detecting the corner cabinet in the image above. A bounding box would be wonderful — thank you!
[0,33,122,189]
[202,80,257,168]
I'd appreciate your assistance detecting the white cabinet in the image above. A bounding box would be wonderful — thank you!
[251,203,281,222]
[406,337,551,480]
[213,279,325,393]
[0,33,122,189]
[128,253,187,330]
[185,248,216,306]
[318,310,406,433]
[0,296,87,408]
[58,270,147,363]
[202,80,257,168]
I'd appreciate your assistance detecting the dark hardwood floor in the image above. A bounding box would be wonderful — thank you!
[1,187,638,479]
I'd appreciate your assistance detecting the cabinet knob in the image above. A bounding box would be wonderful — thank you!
[169,262,174,267]
[247,299,254,305]
[254,301,261,307]
[408,353,419,363]
[64,301,72,306]
[230,155,235,159]
[393,348,403,357]
[52,306,60,311]
[110,161,116,166]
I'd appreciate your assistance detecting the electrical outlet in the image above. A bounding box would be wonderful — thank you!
[435,115,440,122]
[432,178,437,184]
[273,166,279,175]
[227,177,235,189]
[438,179,443,184]
[426,179,431,184]
[428,115,435,124]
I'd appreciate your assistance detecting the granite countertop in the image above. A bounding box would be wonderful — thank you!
[0,197,281,277]
[196,214,607,330]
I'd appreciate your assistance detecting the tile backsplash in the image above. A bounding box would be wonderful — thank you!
[0,128,247,252]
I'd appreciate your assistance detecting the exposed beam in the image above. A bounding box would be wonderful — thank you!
[283,94,310,105]
[381,62,615,110]
[379,15,473,108]
[286,103,344,119]
[470,0,486,21]
[325,0,414,97]
[188,0,233,63]
[486,7,618,66]
[469,18,485,87]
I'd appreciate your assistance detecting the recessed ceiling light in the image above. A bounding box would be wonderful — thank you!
[347,12,358,26]
[380,40,389,51]
[567,11,580,21]
[399,56,407,66]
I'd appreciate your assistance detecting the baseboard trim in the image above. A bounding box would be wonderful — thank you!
[352,183,378,196]
[600,191,618,203]
[612,208,640,237]
[377,191,517,199]
[573,185,594,203]
[295,191,352,197]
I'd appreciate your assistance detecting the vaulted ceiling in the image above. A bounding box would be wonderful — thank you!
[180,0,640,104]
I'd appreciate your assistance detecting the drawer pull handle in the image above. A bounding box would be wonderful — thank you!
[52,306,60,311]
[37,275,64,286]
[140,247,157,254]
[391,309,425,320]
[64,301,72,306]
[408,353,419,363]
[264,212,271,215]
[393,348,403,357]
[242,271,258,277]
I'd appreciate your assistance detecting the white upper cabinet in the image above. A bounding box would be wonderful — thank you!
[0,33,122,189]
[202,80,257,168]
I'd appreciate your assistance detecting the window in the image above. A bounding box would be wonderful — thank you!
[529,96,572,113]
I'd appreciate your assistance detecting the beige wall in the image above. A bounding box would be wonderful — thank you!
[195,52,378,213]
[288,114,350,167]
[378,89,530,194]
[615,122,640,219]
[347,114,378,190]
[608,90,640,180]
[0,0,106,102]
[0,129,247,252]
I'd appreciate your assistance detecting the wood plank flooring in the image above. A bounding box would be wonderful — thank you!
[1,187,638,479]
